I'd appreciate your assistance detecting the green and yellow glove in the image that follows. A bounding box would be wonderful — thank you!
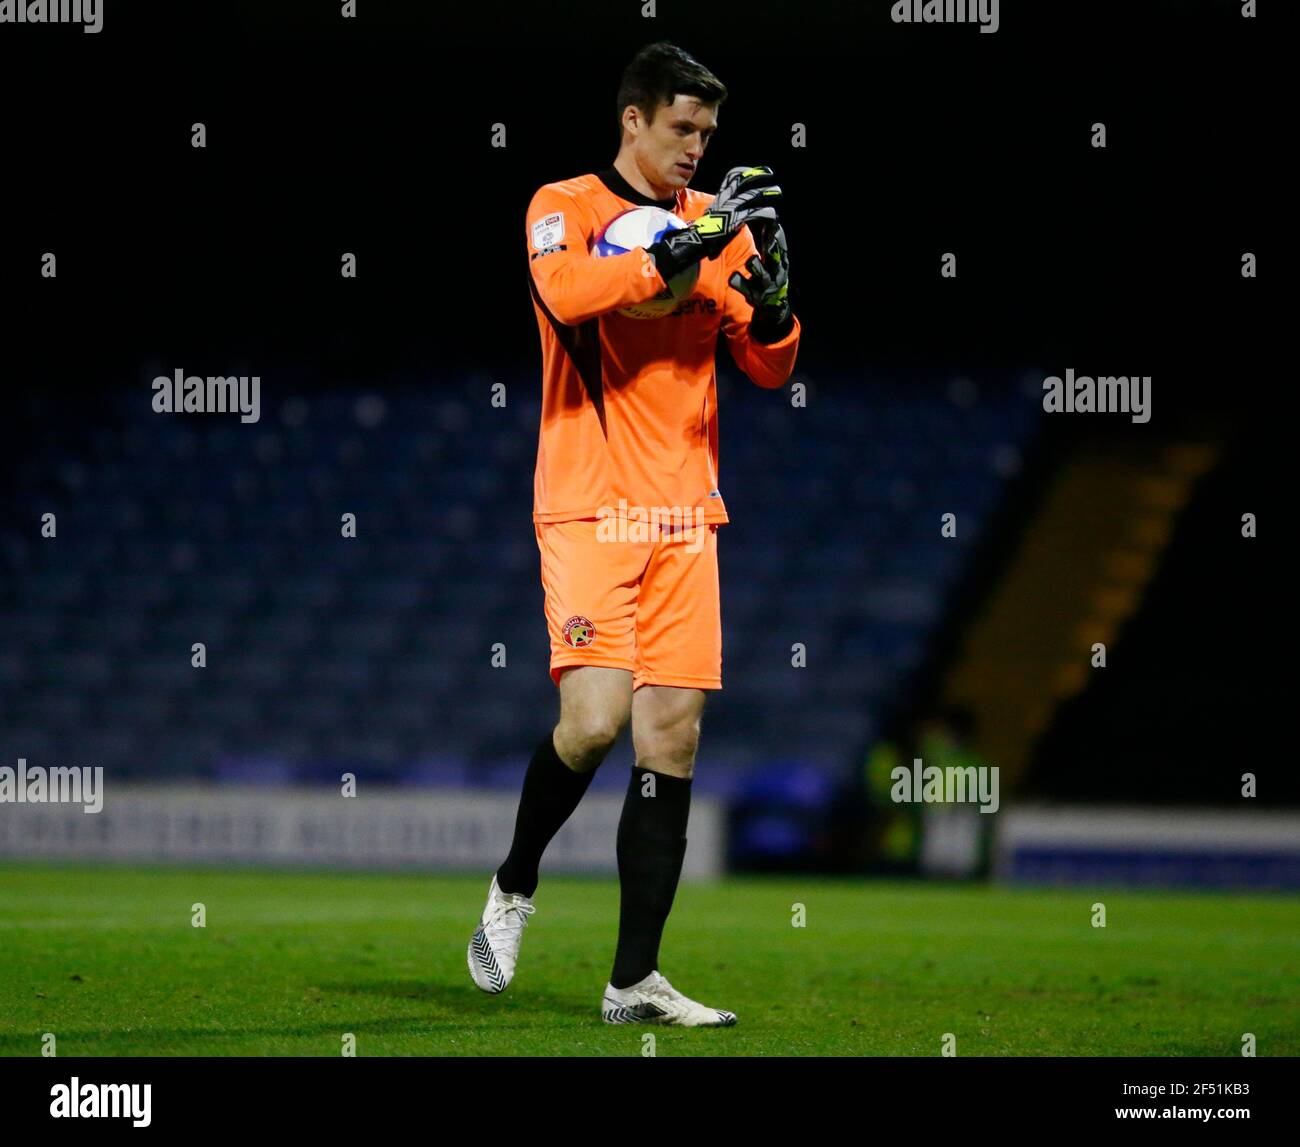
[729,218,792,341]
[648,165,783,281]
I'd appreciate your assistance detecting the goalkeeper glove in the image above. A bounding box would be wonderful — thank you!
[647,164,783,282]
[729,218,792,341]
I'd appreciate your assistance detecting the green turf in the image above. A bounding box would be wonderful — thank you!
[0,864,1295,1056]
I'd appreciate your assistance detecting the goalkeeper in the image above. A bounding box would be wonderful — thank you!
[468,40,801,1028]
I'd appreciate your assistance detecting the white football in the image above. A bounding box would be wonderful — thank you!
[591,206,701,320]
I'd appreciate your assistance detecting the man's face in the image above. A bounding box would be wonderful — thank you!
[629,95,718,191]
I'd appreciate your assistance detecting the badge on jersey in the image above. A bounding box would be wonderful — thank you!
[562,615,596,648]
[531,212,566,250]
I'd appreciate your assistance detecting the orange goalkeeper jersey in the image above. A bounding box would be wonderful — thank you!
[526,165,801,526]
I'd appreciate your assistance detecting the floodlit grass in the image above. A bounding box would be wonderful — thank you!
[1,865,1295,1056]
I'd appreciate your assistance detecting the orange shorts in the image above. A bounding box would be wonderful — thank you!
[535,516,722,691]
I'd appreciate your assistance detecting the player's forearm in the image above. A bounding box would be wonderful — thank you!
[533,249,668,326]
[735,312,801,389]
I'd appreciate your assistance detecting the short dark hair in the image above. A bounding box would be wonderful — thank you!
[616,41,727,139]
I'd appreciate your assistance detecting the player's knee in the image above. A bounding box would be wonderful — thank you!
[556,712,624,770]
[637,716,701,777]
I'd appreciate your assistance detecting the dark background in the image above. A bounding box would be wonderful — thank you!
[0,0,1285,817]
[1,0,1275,397]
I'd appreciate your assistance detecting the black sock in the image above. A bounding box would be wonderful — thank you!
[496,735,595,898]
[610,766,691,989]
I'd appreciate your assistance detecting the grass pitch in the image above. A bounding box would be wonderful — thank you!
[0,864,1295,1056]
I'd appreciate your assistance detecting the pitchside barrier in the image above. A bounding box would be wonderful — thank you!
[0,785,726,880]
[993,806,1300,891]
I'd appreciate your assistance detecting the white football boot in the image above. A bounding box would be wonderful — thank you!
[601,970,737,1027]
[468,875,536,994]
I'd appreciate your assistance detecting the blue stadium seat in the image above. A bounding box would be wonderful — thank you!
[2,375,1040,791]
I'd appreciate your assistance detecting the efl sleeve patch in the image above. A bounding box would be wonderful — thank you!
[530,245,567,261]
[531,212,566,250]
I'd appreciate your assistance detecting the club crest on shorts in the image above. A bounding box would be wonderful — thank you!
[562,615,596,648]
